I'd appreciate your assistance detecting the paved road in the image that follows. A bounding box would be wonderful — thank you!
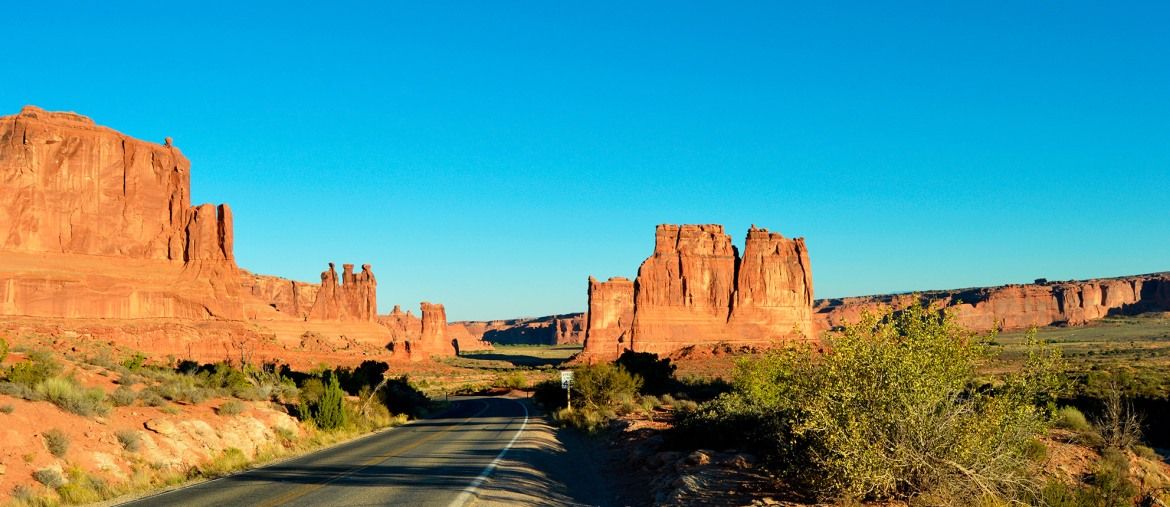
[119,396,578,507]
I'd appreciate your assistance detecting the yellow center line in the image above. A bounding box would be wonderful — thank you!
[255,399,491,507]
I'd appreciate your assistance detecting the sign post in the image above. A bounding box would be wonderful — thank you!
[560,370,574,410]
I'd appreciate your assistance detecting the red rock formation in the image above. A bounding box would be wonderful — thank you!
[813,273,1170,333]
[451,313,586,345]
[581,224,816,359]
[418,302,455,357]
[0,106,243,320]
[307,263,377,321]
[581,277,636,360]
[241,272,320,320]
[1,106,232,262]
[729,226,814,341]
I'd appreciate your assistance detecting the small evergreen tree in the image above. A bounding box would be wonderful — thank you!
[314,375,348,430]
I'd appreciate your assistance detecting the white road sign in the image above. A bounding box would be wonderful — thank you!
[560,370,574,389]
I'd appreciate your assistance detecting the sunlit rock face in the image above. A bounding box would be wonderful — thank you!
[580,224,815,360]
[813,274,1170,333]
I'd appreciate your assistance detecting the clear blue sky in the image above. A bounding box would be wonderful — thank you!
[4,2,1168,320]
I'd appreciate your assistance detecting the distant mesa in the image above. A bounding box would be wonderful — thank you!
[0,106,469,365]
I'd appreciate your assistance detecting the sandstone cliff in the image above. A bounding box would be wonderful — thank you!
[307,263,377,321]
[813,273,1170,333]
[581,224,815,360]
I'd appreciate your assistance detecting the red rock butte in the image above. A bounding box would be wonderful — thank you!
[580,224,815,360]
[0,106,481,366]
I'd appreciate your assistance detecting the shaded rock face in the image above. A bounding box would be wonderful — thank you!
[581,277,635,359]
[242,273,320,320]
[813,273,1170,333]
[381,304,488,358]
[580,224,814,360]
[1,106,232,262]
[307,263,377,321]
[452,313,586,345]
[419,302,455,357]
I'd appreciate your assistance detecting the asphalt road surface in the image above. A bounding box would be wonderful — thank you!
[118,396,613,507]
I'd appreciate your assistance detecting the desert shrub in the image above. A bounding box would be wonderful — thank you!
[36,377,110,416]
[217,399,246,416]
[43,429,69,458]
[1091,448,1139,507]
[377,376,430,418]
[313,375,348,430]
[532,379,567,410]
[146,374,211,404]
[572,362,642,409]
[497,370,528,390]
[110,385,138,407]
[121,352,147,371]
[676,304,1060,504]
[140,390,167,407]
[199,447,248,478]
[1054,406,1093,433]
[116,429,142,452]
[0,336,8,362]
[554,406,614,433]
[57,467,112,504]
[4,350,62,386]
[299,377,326,406]
[1096,381,1143,451]
[337,360,390,395]
[615,350,677,395]
[0,404,13,414]
[1134,445,1158,461]
[32,468,65,488]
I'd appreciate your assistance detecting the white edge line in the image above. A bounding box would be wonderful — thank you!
[448,398,530,507]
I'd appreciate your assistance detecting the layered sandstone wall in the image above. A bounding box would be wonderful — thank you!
[581,277,635,359]
[1,106,232,263]
[0,106,243,320]
[813,273,1170,333]
[581,224,814,359]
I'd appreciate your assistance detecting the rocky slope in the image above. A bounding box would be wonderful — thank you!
[451,313,586,346]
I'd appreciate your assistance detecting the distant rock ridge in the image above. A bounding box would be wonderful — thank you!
[813,272,1170,333]
[451,313,587,345]
[580,224,815,360]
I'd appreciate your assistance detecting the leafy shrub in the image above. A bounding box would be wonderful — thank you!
[121,352,147,371]
[615,350,677,395]
[116,429,142,452]
[217,399,246,416]
[377,376,430,418]
[4,350,62,386]
[572,362,642,409]
[110,385,138,407]
[497,371,528,390]
[676,304,1059,504]
[1053,406,1093,433]
[532,379,567,410]
[32,468,65,488]
[43,429,69,458]
[36,377,110,416]
[313,375,348,430]
[0,336,8,362]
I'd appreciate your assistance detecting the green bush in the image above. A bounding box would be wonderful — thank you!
[377,376,430,418]
[217,399,246,416]
[676,304,1059,504]
[32,468,65,488]
[116,429,142,452]
[1053,406,1093,433]
[57,467,112,504]
[0,336,8,362]
[615,350,676,395]
[497,371,528,390]
[0,404,13,414]
[43,429,69,458]
[36,377,110,416]
[313,375,348,430]
[4,350,62,386]
[553,406,613,433]
[110,385,138,406]
[572,362,642,410]
[121,352,147,371]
